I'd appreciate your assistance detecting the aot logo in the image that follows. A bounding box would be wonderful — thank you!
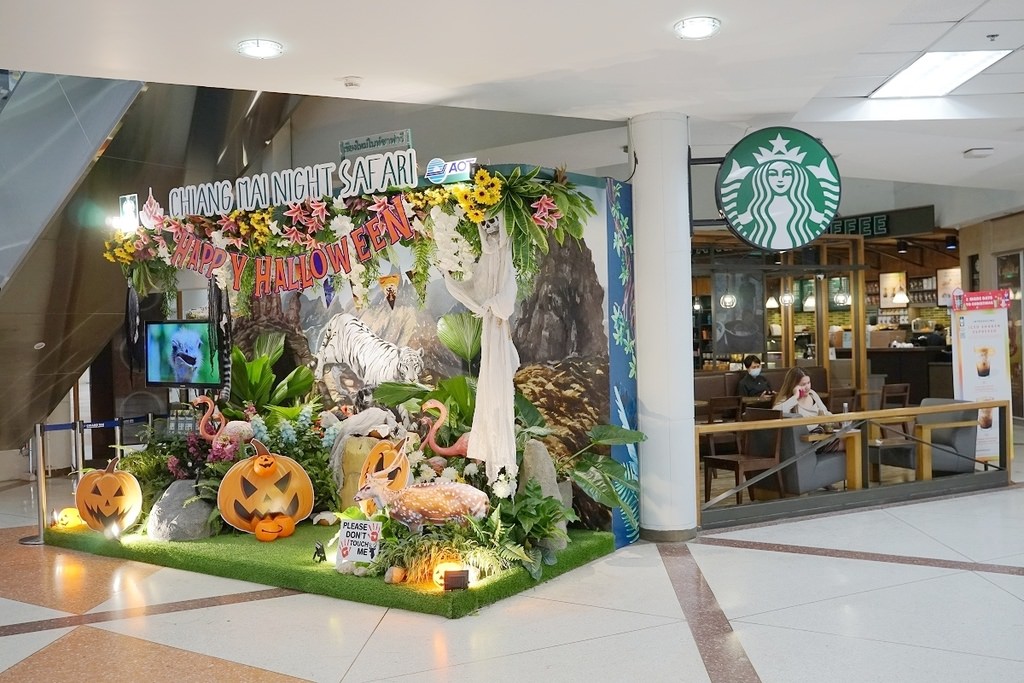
[715,127,841,252]
[424,157,477,184]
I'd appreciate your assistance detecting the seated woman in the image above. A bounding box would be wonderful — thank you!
[773,367,844,454]
[774,367,830,427]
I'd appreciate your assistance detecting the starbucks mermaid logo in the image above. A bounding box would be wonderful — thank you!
[715,127,841,251]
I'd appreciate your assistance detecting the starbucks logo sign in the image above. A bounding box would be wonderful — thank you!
[715,127,841,251]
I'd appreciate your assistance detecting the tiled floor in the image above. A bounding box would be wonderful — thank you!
[2,452,1023,682]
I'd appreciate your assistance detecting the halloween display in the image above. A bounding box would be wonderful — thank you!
[75,457,143,536]
[51,507,86,530]
[217,439,314,541]
[356,437,412,516]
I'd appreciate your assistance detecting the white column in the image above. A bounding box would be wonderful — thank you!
[630,112,697,539]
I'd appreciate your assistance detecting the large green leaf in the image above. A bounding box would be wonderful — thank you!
[514,392,546,428]
[373,382,431,407]
[269,366,315,405]
[588,424,647,446]
[435,375,477,421]
[436,312,482,364]
[253,332,285,366]
[571,456,639,529]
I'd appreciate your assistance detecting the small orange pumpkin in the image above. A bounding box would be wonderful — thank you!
[75,456,143,536]
[52,507,86,530]
[217,439,314,539]
[357,437,411,516]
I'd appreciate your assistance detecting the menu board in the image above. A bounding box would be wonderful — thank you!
[936,267,962,308]
[879,271,907,309]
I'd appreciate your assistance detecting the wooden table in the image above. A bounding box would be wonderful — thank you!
[801,428,863,490]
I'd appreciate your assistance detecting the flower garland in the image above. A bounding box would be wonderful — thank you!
[103,166,596,308]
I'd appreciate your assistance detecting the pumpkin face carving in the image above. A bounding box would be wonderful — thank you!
[75,457,143,536]
[217,439,314,540]
[52,507,86,530]
[357,438,411,516]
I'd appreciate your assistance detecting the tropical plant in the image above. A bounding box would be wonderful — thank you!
[499,479,579,578]
[436,312,482,372]
[223,332,315,422]
[116,447,175,526]
[559,424,645,531]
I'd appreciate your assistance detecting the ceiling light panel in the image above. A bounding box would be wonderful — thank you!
[870,50,1011,98]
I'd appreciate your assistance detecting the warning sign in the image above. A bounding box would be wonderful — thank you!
[336,519,382,565]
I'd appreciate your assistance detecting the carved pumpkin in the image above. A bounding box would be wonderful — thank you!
[217,439,314,540]
[52,507,86,530]
[357,438,411,516]
[75,457,143,536]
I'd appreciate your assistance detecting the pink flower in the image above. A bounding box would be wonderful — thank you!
[369,195,389,213]
[308,198,329,223]
[282,225,311,246]
[530,195,558,215]
[283,202,308,225]
[217,214,239,233]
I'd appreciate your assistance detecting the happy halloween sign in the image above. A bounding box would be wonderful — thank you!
[170,195,414,297]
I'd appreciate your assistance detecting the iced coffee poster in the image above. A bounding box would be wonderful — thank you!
[951,289,1012,459]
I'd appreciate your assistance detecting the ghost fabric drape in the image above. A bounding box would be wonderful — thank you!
[442,217,520,484]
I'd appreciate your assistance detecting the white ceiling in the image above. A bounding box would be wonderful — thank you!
[3,0,1024,201]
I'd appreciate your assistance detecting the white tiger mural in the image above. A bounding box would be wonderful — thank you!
[314,313,424,388]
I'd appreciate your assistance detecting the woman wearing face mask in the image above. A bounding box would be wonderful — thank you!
[773,367,831,432]
[737,355,774,398]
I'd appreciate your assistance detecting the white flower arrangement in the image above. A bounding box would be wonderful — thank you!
[330,214,355,240]
[439,466,458,482]
[428,205,476,280]
[491,471,515,499]
[462,462,479,477]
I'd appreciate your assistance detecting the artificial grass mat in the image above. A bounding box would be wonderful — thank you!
[44,524,614,619]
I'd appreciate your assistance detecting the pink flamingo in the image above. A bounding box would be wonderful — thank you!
[421,399,470,458]
[193,396,254,445]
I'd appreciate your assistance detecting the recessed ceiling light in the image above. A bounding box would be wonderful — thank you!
[673,16,721,40]
[236,39,284,60]
[33,341,45,350]
[870,50,1010,98]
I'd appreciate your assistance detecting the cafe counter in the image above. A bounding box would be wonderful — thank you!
[834,347,952,404]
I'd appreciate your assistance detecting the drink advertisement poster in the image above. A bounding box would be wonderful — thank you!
[950,288,1011,458]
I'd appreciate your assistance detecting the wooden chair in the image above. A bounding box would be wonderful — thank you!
[704,408,784,504]
[868,383,914,481]
[701,395,743,459]
[828,386,858,414]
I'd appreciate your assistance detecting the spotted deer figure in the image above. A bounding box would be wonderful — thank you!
[354,446,489,534]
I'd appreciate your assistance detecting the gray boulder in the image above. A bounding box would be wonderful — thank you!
[147,480,214,541]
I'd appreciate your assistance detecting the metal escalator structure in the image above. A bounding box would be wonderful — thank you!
[0,72,301,449]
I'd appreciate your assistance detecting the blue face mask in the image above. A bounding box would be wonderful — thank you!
[749,368,761,377]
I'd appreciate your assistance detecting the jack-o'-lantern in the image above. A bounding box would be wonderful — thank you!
[75,457,143,537]
[217,439,314,540]
[357,437,411,516]
[51,507,86,530]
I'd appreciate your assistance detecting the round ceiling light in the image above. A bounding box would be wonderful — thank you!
[237,39,284,59]
[673,16,722,40]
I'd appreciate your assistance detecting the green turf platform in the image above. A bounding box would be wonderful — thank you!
[45,524,614,619]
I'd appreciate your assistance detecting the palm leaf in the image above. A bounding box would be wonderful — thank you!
[436,312,482,364]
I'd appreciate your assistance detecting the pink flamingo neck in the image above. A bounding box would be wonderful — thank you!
[422,399,469,457]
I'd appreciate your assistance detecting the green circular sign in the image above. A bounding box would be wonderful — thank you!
[715,127,841,252]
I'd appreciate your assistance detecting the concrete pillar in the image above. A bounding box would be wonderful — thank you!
[630,112,697,540]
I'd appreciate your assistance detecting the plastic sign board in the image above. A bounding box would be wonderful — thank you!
[424,157,476,184]
[340,128,412,160]
[950,288,1012,459]
[715,127,841,252]
[336,519,382,566]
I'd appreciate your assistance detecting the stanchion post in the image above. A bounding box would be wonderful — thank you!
[72,420,85,493]
[19,423,48,546]
[114,417,123,454]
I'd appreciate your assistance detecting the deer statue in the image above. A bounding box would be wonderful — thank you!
[354,440,489,534]
[193,396,254,446]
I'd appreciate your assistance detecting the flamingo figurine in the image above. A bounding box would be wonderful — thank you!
[193,396,254,446]
[421,399,471,458]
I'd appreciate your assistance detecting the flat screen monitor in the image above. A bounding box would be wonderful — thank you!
[145,320,222,389]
